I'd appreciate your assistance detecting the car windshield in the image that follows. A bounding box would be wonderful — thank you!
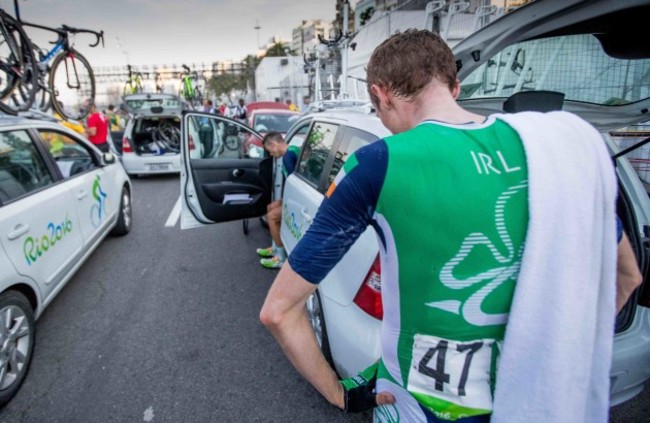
[252,113,296,133]
[459,34,650,106]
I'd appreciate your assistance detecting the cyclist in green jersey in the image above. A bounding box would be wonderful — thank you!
[260,30,639,422]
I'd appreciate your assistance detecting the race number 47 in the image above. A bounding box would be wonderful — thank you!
[407,334,494,411]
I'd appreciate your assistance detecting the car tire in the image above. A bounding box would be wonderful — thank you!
[259,216,269,229]
[111,186,132,236]
[0,290,36,408]
[306,290,335,368]
[242,219,249,235]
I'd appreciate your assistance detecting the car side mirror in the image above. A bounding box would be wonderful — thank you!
[102,152,116,165]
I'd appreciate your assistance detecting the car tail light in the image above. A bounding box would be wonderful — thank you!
[122,137,133,153]
[188,135,196,150]
[353,255,383,320]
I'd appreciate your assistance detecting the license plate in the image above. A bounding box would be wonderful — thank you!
[148,163,170,171]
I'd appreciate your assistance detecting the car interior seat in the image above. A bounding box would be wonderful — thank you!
[0,169,27,203]
[503,91,565,113]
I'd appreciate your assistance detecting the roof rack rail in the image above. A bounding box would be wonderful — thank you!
[16,109,59,122]
[307,99,373,114]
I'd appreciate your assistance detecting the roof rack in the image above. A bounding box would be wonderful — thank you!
[307,99,374,114]
[15,109,59,123]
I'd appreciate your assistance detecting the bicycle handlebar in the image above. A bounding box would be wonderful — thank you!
[20,20,104,48]
[318,30,343,46]
[60,25,104,47]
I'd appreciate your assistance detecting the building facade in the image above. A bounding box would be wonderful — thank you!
[291,20,332,55]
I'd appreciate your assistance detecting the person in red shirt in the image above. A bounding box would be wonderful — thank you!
[85,103,109,152]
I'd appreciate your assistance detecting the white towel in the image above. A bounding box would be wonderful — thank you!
[491,111,618,423]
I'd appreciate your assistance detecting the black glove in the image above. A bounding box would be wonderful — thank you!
[341,361,379,413]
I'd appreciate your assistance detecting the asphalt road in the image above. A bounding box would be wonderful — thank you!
[0,175,371,423]
[0,175,647,422]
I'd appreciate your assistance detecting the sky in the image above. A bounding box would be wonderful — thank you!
[10,0,339,70]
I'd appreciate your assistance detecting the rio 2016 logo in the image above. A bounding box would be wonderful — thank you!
[282,203,304,241]
[23,214,73,266]
[91,175,108,228]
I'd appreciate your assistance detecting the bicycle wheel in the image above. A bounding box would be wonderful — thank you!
[0,13,38,114]
[135,74,143,93]
[225,134,239,151]
[155,73,163,93]
[157,122,181,152]
[191,87,203,109]
[49,49,95,121]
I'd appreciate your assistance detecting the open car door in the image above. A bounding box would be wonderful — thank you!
[180,112,271,229]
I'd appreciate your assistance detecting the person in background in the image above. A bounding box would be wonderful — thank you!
[85,103,109,153]
[203,99,217,114]
[235,98,248,122]
[301,95,311,113]
[107,104,123,132]
[256,132,300,269]
[285,98,299,112]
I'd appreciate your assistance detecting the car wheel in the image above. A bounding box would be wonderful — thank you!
[242,219,249,235]
[306,290,334,368]
[0,291,35,408]
[111,186,132,236]
[259,216,269,229]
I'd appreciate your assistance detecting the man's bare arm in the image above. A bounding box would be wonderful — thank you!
[260,262,345,409]
[616,233,643,312]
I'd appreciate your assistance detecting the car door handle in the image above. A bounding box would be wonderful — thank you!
[232,169,244,178]
[8,224,29,240]
[77,190,88,200]
[300,208,312,223]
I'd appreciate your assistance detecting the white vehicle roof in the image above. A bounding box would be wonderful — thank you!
[302,102,391,140]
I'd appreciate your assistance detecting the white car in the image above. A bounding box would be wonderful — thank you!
[0,115,132,406]
[121,93,186,176]
[180,0,650,407]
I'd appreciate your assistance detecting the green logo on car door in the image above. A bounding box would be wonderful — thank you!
[23,214,73,266]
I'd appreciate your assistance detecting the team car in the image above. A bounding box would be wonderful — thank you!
[0,114,132,406]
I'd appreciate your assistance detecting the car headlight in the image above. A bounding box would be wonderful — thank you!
[248,145,264,158]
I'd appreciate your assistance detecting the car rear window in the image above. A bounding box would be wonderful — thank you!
[252,113,297,133]
[125,96,183,113]
[459,34,650,106]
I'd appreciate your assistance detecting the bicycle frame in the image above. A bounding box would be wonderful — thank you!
[124,65,142,94]
[182,75,195,98]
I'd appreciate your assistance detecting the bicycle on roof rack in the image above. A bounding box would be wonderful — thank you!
[0,4,38,115]
[123,64,143,95]
[178,64,203,110]
[154,71,164,93]
[11,0,103,121]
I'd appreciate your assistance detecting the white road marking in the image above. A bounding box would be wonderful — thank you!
[165,197,182,227]
[143,406,154,422]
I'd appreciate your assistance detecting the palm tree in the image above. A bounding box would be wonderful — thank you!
[265,41,288,57]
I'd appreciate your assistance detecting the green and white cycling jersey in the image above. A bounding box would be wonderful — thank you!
[289,116,529,421]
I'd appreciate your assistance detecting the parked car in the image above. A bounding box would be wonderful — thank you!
[179,0,650,407]
[0,114,132,407]
[121,93,185,176]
